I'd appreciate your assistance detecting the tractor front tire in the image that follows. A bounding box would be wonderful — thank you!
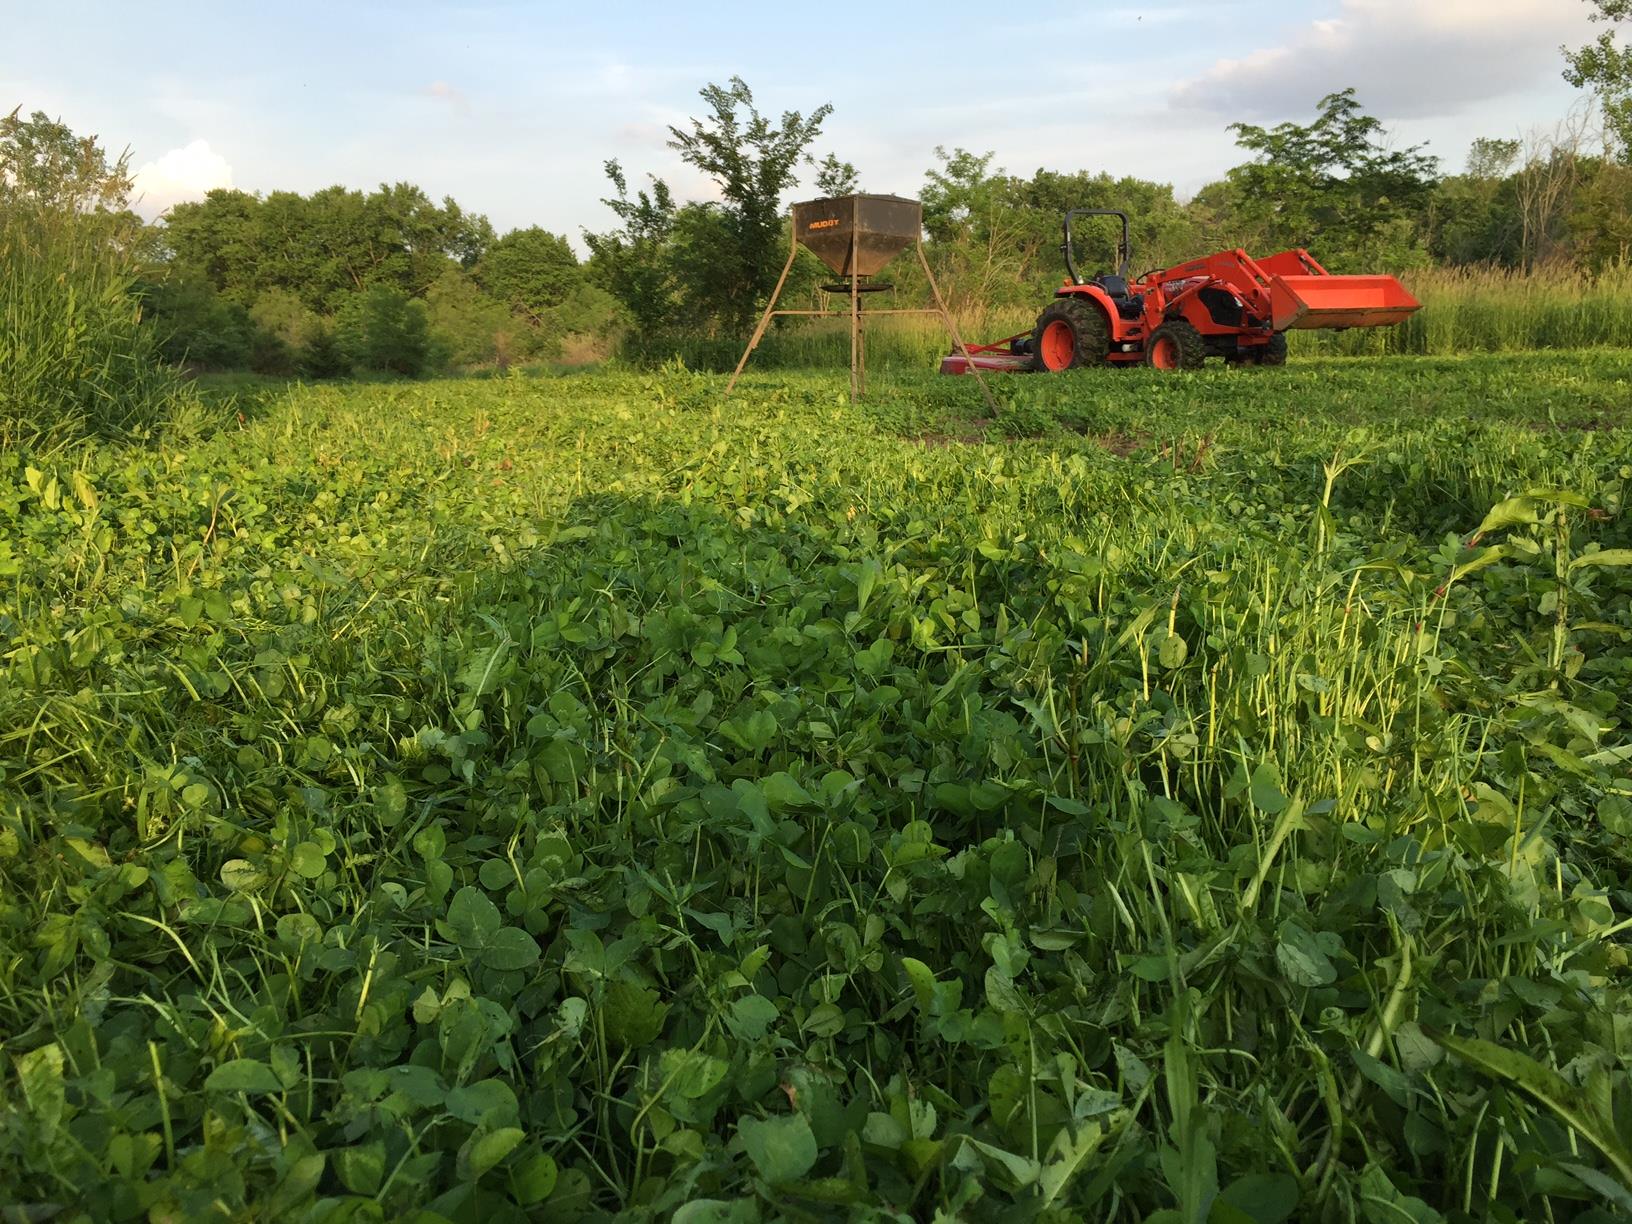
[1031,300,1109,372]
[1145,320,1206,370]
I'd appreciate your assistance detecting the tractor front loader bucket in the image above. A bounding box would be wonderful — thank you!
[1267,274,1421,332]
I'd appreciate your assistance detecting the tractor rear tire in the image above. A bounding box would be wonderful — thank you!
[1030,300,1109,372]
[1144,320,1205,370]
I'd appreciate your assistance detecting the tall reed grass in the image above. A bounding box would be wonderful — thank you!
[0,204,195,450]
[645,264,1632,371]
[1297,262,1632,355]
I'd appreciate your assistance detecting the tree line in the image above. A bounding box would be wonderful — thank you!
[145,184,619,375]
[142,79,1632,376]
[5,0,1629,380]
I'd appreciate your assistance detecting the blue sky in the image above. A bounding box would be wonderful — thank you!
[2,0,1603,245]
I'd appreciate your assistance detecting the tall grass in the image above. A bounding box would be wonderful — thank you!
[1297,262,1632,355]
[648,263,1632,371]
[0,204,195,450]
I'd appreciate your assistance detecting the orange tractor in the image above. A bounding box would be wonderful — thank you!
[941,209,1420,374]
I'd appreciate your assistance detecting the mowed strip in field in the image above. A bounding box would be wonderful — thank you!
[3,352,1631,1220]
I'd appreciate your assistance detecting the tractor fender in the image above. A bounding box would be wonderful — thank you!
[1054,285,1136,342]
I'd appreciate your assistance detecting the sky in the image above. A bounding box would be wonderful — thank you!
[1,0,1606,245]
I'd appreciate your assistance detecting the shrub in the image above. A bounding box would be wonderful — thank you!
[298,320,353,379]
[140,268,255,370]
[425,268,518,369]
[335,284,430,376]
[548,282,621,349]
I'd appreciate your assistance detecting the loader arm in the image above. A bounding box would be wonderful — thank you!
[1140,248,1419,332]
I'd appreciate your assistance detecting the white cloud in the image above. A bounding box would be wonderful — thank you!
[132,139,233,218]
[1171,0,1596,119]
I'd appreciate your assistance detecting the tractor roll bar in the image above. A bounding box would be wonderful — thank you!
[1062,209,1131,285]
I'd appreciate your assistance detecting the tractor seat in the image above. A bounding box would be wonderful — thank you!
[1094,274,1145,320]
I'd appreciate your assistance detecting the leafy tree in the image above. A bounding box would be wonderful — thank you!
[366,181,493,291]
[297,321,352,379]
[918,148,1201,310]
[137,268,256,369]
[1012,168,1201,277]
[547,280,622,347]
[1,107,134,213]
[1424,139,1525,266]
[664,77,831,330]
[336,284,430,375]
[584,161,680,334]
[666,204,752,326]
[476,227,581,321]
[1467,137,1521,180]
[814,154,859,196]
[247,286,332,374]
[162,189,263,304]
[163,183,493,312]
[1563,0,1632,158]
[425,267,521,368]
[918,148,1031,312]
[1206,90,1439,268]
[587,78,832,337]
[1566,156,1632,266]
[921,148,1004,246]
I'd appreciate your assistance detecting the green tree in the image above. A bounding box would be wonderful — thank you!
[476,227,581,321]
[1563,0,1632,158]
[921,147,1004,246]
[918,148,1201,310]
[138,268,255,369]
[1468,137,1522,180]
[297,321,351,379]
[584,161,680,334]
[163,189,263,305]
[336,284,430,375]
[1207,90,1439,268]
[248,286,335,374]
[1013,168,1200,279]
[425,267,521,368]
[163,183,493,312]
[587,78,831,337]
[1566,156,1632,266]
[666,204,751,327]
[664,77,831,330]
[1424,139,1524,266]
[0,107,133,213]
[919,148,1029,312]
[366,181,493,291]
[547,280,622,349]
[814,154,859,196]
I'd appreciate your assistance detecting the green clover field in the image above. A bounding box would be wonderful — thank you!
[3,352,1631,1222]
